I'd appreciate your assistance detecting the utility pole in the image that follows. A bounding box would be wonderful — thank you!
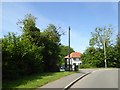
[103,36,107,68]
[68,26,70,71]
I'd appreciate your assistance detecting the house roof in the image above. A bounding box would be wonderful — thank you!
[65,52,81,58]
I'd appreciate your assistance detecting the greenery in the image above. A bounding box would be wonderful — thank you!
[3,72,74,88]
[81,26,120,68]
[59,45,74,65]
[115,34,120,67]
[2,13,120,87]
[2,14,74,81]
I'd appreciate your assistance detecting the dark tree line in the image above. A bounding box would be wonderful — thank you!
[2,14,74,80]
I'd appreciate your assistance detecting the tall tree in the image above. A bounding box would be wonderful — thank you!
[17,14,40,45]
[89,26,113,48]
[81,25,116,68]
[89,26,113,67]
[41,24,61,72]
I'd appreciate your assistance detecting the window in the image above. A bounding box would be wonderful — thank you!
[73,58,76,61]
[76,58,80,61]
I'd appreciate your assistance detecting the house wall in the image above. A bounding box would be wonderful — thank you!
[66,58,82,70]
[71,58,82,65]
[66,58,82,65]
[71,58,82,70]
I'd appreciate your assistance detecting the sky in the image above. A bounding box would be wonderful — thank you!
[2,2,118,53]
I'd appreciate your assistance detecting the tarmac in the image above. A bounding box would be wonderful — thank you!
[36,70,91,90]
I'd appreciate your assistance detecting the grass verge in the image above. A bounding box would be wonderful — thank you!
[3,71,75,89]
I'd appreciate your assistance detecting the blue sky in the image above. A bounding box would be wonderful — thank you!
[2,2,118,53]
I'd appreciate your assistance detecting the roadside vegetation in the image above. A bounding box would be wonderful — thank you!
[1,14,120,88]
[1,14,74,81]
[81,26,120,68]
[3,72,74,88]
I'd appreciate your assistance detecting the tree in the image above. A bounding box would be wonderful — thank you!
[17,14,44,74]
[2,32,44,80]
[89,26,113,48]
[17,14,40,45]
[18,15,62,72]
[81,25,117,68]
[115,34,120,67]
[81,46,103,68]
[106,46,117,67]
[89,26,113,67]
[40,24,61,72]
[59,45,74,66]
[2,14,63,80]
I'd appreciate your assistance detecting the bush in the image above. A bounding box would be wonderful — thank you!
[80,64,95,68]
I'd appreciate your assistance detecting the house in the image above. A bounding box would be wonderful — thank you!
[64,52,82,71]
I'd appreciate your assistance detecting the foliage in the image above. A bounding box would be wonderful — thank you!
[59,45,74,65]
[115,35,120,67]
[2,14,64,80]
[81,26,119,68]
[2,33,44,80]
[41,24,61,72]
[80,64,94,68]
[89,25,113,48]
[3,72,74,88]
[81,47,104,68]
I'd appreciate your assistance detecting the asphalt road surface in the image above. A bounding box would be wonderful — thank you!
[70,68,118,88]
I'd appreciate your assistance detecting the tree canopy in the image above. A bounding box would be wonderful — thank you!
[81,26,120,68]
[2,14,68,80]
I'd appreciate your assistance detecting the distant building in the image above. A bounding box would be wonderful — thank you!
[64,52,82,71]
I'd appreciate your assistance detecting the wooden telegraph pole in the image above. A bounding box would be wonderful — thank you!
[68,26,70,71]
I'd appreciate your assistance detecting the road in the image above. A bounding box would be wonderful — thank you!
[70,68,118,88]
[39,73,84,88]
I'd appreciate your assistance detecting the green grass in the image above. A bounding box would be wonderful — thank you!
[3,71,74,89]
